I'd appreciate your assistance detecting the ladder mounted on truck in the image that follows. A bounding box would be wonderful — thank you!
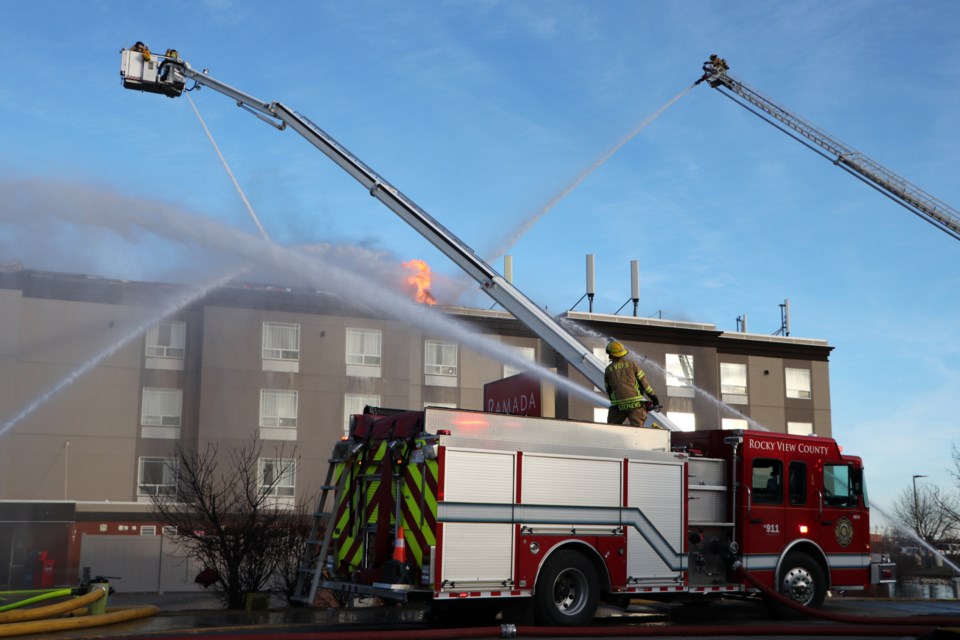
[291,439,352,605]
[697,55,960,242]
[118,44,679,430]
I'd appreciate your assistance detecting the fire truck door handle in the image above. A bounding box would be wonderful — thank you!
[822,520,834,526]
[749,518,762,524]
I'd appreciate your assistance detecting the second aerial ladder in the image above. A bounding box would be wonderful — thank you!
[698,54,960,242]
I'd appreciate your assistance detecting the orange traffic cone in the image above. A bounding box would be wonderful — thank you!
[393,525,407,564]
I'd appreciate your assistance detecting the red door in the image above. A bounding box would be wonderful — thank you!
[742,456,785,579]
[815,462,868,587]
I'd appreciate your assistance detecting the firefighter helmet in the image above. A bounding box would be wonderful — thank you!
[606,341,628,358]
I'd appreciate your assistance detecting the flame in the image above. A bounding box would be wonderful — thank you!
[403,259,437,305]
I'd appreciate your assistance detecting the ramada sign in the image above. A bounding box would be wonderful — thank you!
[483,373,541,417]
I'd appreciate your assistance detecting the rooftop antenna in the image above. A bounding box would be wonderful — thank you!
[569,254,595,312]
[614,260,641,316]
[772,299,790,336]
[736,314,748,333]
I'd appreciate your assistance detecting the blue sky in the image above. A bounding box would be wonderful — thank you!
[1,1,958,517]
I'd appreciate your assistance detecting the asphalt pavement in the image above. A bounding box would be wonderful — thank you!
[16,592,960,640]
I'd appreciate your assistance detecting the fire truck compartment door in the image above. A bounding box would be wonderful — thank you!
[440,448,516,584]
[626,460,685,579]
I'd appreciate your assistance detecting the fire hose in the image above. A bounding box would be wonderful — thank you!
[133,564,960,640]
[0,586,158,638]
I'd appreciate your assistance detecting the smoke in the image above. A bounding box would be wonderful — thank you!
[0,177,605,407]
[0,177,441,299]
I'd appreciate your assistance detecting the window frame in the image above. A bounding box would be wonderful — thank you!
[137,456,177,497]
[258,458,296,498]
[503,345,535,378]
[787,421,814,436]
[785,367,812,399]
[424,339,458,377]
[666,411,696,432]
[259,389,299,428]
[666,353,695,398]
[262,322,300,361]
[145,321,186,359]
[346,328,382,366]
[140,388,183,427]
[720,362,748,404]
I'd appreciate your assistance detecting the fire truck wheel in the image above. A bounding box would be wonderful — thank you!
[776,552,826,611]
[534,550,600,626]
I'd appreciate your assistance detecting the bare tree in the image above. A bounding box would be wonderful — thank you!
[269,500,314,605]
[891,482,957,546]
[151,436,300,609]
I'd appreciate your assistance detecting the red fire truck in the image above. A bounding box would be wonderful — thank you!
[120,46,894,625]
[294,406,892,626]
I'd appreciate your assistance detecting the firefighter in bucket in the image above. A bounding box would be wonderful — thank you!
[604,340,662,428]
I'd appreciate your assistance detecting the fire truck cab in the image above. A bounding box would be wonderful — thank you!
[673,429,876,609]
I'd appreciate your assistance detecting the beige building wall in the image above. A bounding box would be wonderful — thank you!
[0,271,835,506]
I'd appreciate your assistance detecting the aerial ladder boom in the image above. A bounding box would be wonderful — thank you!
[119,45,677,427]
[698,56,960,242]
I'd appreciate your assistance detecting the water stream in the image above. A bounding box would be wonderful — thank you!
[870,501,960,574]
[486,83,698,262]
[558,316,770,430]
[0,180,607,442]
[0,267,247,440]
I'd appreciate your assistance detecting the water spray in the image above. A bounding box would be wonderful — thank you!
[485,83,699,263]
[558,316,770,431]
[187,94,271,243]
[0,267,246,440]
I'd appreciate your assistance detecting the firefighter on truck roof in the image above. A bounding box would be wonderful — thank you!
[604,340,662,428]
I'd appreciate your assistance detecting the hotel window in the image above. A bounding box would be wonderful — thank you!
[344,393,381,433]
[666,353,695,398]
[346,328,382,377]
[145,321,186,370]
[722,418,749,430]
[260,390,298,440]
[787,421,814,436]
[666,411,696,432]
[785,368,812,399]
[425,340,458,387]
[258,458,296,498]
[137,457,177,499]
[141,388,182,439]
[262,322,300,373]
[720,362,748,404]
[503,346,535,378]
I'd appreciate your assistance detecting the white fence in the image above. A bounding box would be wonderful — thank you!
[79,534,204,593]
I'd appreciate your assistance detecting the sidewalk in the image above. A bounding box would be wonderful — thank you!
[107,589,226,612]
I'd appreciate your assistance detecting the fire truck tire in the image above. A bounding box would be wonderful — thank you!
[774,552,826,612]
[534,550,600,626]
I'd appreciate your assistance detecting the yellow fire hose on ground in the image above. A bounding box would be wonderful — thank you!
[0,585,158,637]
